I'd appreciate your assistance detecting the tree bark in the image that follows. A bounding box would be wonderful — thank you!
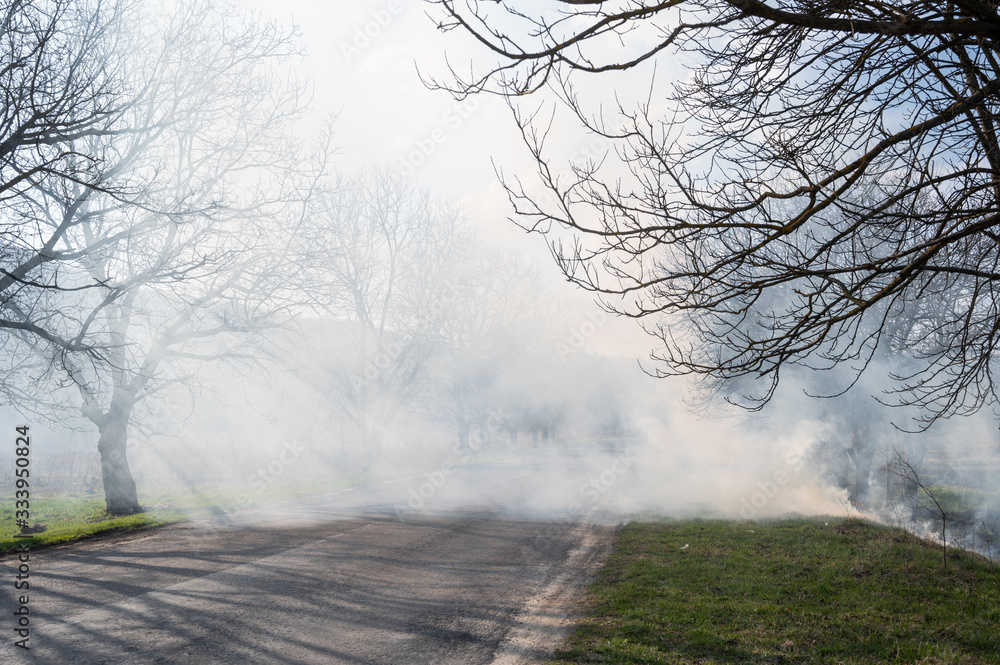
[81,386,142,515]
[96,402,141,515]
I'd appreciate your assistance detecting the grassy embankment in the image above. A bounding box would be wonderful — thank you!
[0,495,177,554]
[552,517,1000,664]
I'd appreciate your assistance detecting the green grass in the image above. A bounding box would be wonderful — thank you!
[552,517,1000,664]
[0,496,185,554]
[922,485,1000,514]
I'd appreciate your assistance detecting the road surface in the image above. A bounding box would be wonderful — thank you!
[1,448,630,664]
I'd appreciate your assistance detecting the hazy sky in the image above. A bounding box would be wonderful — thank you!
[245,0,518,224]
[242,0,655,359]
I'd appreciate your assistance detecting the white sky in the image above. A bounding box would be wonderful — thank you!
[242,0,656,360]
[244,0,519,222]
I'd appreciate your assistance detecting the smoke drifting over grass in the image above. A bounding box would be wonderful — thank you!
[2,358,849,529]
[0,0,995,560]
[6,320,996,561]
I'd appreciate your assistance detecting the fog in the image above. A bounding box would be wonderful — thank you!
[1,0,997,566]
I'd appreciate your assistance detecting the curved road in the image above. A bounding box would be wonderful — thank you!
[1,449,628,664]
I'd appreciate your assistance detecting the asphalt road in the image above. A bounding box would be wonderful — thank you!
[0,449,629,664]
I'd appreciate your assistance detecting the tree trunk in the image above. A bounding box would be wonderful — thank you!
[474,416,491,449]
[96,408,141,515]
[81,386,143,516]
[504,424,518,448]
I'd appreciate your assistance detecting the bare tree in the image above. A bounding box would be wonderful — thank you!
[14,0,324,514]
[429,246,539,450]
[291,168,463,467]
[425,0,1000,424]
[889,452,960,570]
[0,0,141,350]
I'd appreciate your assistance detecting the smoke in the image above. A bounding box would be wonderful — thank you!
[1,0,995,556]
[48,343,856,527]
[10,285,997,560]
